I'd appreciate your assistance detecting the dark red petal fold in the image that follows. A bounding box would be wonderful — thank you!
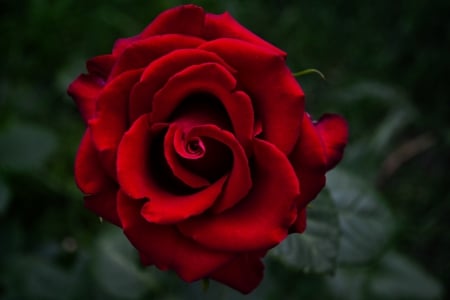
[74,129,113,194]
[164,124,211,189]
[89,69,142,179]
[291,208,307,233]
[200,39,304,154]
[129,48,234,122]
[151,62,254,152]
[116,115,228,224]
[117,190,233,281]
[204,12,286,57]
[140,4,205,38]
[74,130,120,226]
[110,34,204,78]
[86,54,116,80]
[209,253,264,294]
[67,74,103,123]
[177,138,299,252]
[183,125,252,213]
[315,113,349,170]
[84,188,120,226]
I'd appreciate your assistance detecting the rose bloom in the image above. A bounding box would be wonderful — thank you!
[68,4,348,294]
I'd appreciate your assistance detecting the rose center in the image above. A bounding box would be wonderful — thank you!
[186,138,205,156]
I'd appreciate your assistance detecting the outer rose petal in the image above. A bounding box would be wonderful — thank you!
[74,129,120,225]
[86,54,116,81]
[289,113,348,232]
[200,39,304,154]
[140,4,205,38]
[209,253,264,294]
[67,74,103,123]
[109,34,204,79]
[129,48,234,122]
[116,115,228,224]
[117,190,233,281]
[89,69,142,179]
[204,11,286,57]
[177,139,299,252]
[84,188,120,226]
[315,113,349,169]
[74,129,113,194]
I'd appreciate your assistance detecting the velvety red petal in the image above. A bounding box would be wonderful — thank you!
[289,114,327,221]
[74,130,120,226]
[139,5,205,38]
[112,35,140,56]
[84,187,120,226]
[116,190,233,281]
[89,69,142,179]
[116,115,227,224]
[109,34,204,79]
[291,208,307,233]
[179,125,252,214]
[86,54,116,80]
[200,39,304,154]
[210,253,264,294]
[151,62,254,152]
[129,48,234,122]
[67,74,103,123]
[315,113,349,170]
[204,11,286,57]
[289,113,347,233]
[164,124,210,189]
[74,129,113,194]
[178,138,299,252]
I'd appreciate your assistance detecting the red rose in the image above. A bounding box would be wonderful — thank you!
[68,4,348,294]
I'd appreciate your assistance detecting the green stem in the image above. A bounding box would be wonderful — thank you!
[292,68,326,80]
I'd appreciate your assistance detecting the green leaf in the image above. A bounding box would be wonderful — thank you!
[93,228,157,299]
[0,123,57,171]
[326,169,394,265]
[368,251,443,300]
[20,257,78,300]
[0,179,10,215]
[270,190,339,274]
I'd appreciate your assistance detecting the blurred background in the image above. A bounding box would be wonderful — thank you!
[1,0,449,299]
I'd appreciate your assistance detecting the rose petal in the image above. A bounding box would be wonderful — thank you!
[86,54,116,81]
[116,190,233,281]
[74,129,113,194]
[116,115,228,224]
[200,38,304,154]
[204,11,286,57]
[151,62,254,151]
[89,69,142,179]
[315,113,349,169]
[289,114,327,225]
[74,129,120,226]
[67,74,103,123]
[109,34,204,79]
[164,124,211,189]
[112,35,140,56]
[178,138,299,252]
[129,48,234,123]
[84,187,120,226]
[209,253,264,294]
[291,208,307,233]
[180,125,252,214]
[289,113,347,233]
[139,4,205,38]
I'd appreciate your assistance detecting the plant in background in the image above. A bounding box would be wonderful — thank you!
[68,4,347,293]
